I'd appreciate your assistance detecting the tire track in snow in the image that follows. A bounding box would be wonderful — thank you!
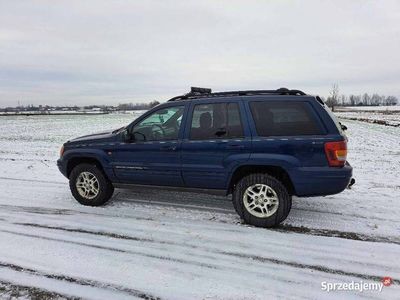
[0,176,65,185]
[0,229,218,270]
[218,250,400,285]
[0,176,392,220]
[0,262,160,300]
[1,201,399,246]
[275,224,400,245]
[0,204,155,221]
[1,177,398,245]
[0,280,78,300]
[0,230,400,285]
[0,175,393,220]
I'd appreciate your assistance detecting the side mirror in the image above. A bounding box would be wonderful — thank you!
[121,129,134,142]
[122,129,146,142]
[133,131,146,142]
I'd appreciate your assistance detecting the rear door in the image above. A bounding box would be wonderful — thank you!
[181,99,251,189]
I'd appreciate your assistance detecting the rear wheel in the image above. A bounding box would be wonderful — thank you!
[69,163,114,206]
[233,173,291,228]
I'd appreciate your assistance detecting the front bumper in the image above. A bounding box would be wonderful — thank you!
[57,158,68,178]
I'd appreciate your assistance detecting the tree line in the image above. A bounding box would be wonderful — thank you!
[324,84,398,108]
[0,100,161,112]
[116,100,160,111]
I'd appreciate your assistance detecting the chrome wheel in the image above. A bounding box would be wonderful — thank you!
[243,184,279,218]
[76,171,100,200]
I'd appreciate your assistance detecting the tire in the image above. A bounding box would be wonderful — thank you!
[232,195,241,216]
[69,163,114,206]
[233,173,292,228]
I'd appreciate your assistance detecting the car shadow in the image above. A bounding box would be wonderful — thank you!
[112,187,235,214]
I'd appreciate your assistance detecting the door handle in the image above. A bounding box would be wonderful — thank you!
[160,145,177,151]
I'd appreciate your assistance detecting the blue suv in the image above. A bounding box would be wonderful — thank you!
[58,87,353,227]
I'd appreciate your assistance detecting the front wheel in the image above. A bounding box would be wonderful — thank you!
[69,163,114,206]
[233,173,292,228]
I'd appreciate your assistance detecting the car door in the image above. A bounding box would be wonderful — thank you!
[181,99,251,189]
[110,104,187,186]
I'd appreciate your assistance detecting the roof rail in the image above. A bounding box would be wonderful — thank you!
[167,87,306,101]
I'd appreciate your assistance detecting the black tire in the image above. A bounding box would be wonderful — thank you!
[69,163,114,206]
[233,173,292,228]
[232,194,241,216]
[230,183,240,215]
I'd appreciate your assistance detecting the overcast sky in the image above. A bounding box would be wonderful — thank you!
[0,0,399,106]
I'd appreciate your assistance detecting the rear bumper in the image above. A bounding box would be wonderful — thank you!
[290,163,353,197]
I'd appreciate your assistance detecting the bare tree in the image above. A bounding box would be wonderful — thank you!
[386,96,398,106]
[349,95,356,106]
[339,94,347,106]
[326,83,339,110]
[370,94,380,106]
[361,93,370,106]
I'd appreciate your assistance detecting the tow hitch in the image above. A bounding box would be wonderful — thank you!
[347,178,355,189]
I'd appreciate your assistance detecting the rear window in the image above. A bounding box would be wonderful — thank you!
[249,101,322,136]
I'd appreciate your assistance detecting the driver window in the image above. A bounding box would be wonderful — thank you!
[132,106,184,141]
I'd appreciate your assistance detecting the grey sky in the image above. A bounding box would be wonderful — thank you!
[0,0,399,106]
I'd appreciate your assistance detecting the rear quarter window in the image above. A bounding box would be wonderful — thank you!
[249,101,323,136]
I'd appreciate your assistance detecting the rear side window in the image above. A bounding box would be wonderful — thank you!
[249,101,322,136]
[190,102,244,140]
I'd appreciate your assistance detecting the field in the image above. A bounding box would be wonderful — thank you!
[0,113,399,299]
[334,106,400,127]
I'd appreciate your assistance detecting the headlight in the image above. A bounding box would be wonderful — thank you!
[60,145,65,157]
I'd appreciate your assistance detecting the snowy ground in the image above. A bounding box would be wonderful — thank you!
[0,114,399,299]
[335,106,400,112]
[334,106,400,127]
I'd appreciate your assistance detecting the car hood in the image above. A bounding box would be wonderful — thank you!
[67,129,119,144]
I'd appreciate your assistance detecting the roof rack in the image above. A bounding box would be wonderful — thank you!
[168,87,306,101]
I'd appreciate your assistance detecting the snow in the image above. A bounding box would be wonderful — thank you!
[335,106,400,112]
[335,111,400,127]
[0,114,399,299]
[333,106,400,126]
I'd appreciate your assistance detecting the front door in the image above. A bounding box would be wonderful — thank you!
[111,105,186,186]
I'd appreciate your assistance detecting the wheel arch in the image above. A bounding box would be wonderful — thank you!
[66,157,106,178]
[227,165,295,195]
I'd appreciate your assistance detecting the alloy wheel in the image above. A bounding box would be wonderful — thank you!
[76,171,100,200]
[243,184,279,218]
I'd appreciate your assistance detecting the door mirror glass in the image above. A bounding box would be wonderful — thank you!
[133,131,146,142]
[121,129,134,142]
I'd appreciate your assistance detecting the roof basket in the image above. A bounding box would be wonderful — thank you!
[168,87,306,101]
[190,87,212,95]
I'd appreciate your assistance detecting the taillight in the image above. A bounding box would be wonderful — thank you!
[60,145,65,157]
[324,140,347,167]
